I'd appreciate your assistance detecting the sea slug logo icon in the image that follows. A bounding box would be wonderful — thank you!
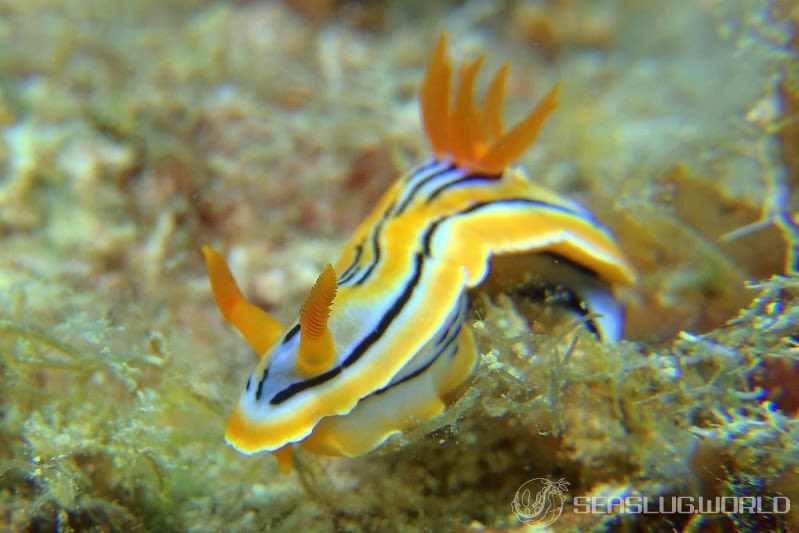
[511,477,569,527]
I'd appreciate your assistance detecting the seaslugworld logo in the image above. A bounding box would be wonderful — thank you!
[511,477,569,527]
[572,495,791,515]
[512,476,791,527]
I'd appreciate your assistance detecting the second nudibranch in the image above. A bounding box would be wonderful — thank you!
[203,34,636,473]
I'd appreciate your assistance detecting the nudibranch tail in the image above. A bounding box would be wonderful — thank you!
[202,246,284,357]
[297,264,338,377]
[420,32,559,175]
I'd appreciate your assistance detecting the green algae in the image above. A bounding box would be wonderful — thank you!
[1,275,797,531]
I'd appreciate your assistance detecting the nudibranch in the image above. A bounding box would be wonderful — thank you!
[203,34,636,473]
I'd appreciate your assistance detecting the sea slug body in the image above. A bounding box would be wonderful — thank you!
[203,34,635,473]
